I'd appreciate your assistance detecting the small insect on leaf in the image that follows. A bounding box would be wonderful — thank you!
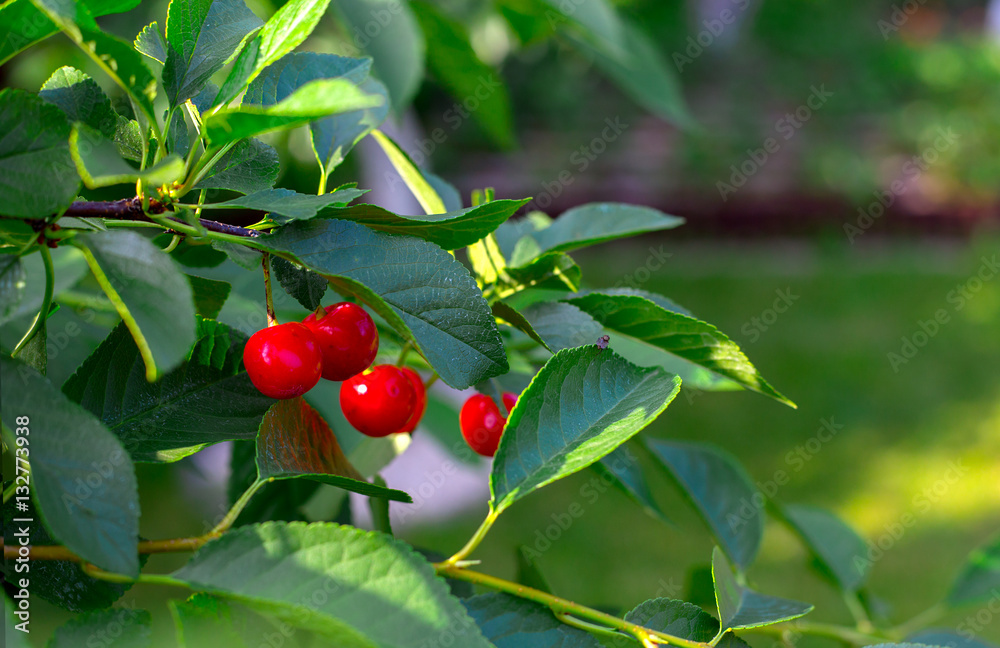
[596,335,610,350]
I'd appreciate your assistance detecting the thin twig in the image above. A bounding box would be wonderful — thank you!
[60,199,260,237]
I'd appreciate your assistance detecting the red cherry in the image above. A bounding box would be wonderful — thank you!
[398,367,427,434]
[340,364,416,437]
[303,302,379,381]
[460,392,519,457]
[243,322,322,399]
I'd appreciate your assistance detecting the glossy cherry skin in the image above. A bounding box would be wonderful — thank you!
[398,367,427,434]
[243,323,322,399]
[303,302,379,381]
[460,392,519,457]
[340,365,417,437]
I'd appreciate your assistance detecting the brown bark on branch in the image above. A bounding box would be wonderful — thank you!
[63,198,260,238]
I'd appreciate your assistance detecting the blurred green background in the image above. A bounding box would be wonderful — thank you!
[3,0,1000,645]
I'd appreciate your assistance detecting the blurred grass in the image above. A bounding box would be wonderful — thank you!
[405,234,1000,644]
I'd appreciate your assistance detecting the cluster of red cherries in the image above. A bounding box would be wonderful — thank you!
[242,302,517,456]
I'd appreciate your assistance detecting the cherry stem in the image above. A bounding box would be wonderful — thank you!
[434,563,707,648]
[396,341,412,367]
[262,255,276,327]
[424,372,439,389]
[441,508,499,566]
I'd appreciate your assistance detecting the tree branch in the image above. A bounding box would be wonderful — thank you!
[62,198,260,238]
[3,536,209,562]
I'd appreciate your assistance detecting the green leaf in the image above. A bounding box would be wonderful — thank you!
[271,256,326,310]
[509,203,684,266]
[39,66,118,138]
[187,274,232,319]
[0,256,27,325]
[12,310,46,374]
[568,18,692,129]
[1,0,56,64]
[541,0,625,55]
[241,52,387,173]
[204,78,384,146]
[167,105,191,156]
[0,0,141,65]
[114,115,145,161]
[609,327,742,393]
[410,1,513,148]
[322,198,529,250]
[778,503,870,592]
[244,52,372,104]
[515,548,552,594]
[520,301,603,352]
[624,597,749,648]
[595,443,671,525]
[491,300,550,350]
[908,631,1000,648]
[864,645,950,648]
[162,0,263,107]
[256,398,412,502]
[464,593,602,647]
[193,137,279,195]
[170,594,246,646]
[199,188,364,223]
[2,497,143,611]
[713,547,813,631]
[255,218,508,389]
[948,534,1000,607]
[134,21,166,63]
[335,0,425,112]
[490,346,681,514]
[316,79,389,174]
[34,6,159,125]
[71,124,186,189]
[370,130,445,214]
[505,252,582,293]
[0,357,140,576]
[171,593,326,647]
[78,230,197,381]
[0,88,78,218]
[49,608,152,648]
[4,594,29,646]
[169,522,493,648]
[213,0,334,106]
[647,440,763,571]
[63,319,274,462]
[566,292,795,407]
